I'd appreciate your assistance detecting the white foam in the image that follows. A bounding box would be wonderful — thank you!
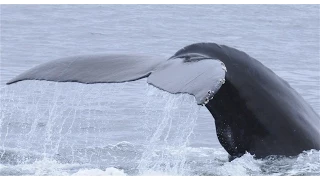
[139,170,173,176]
[287,149,320,175]
[72,167,126,176]
[0,158,75,175]
[0,157,128,176]
[215,153,262,176]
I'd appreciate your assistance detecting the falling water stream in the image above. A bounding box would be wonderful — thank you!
[0,4,319,176]
[0,80,205,175]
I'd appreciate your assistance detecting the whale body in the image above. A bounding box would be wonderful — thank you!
[7,42,320,160]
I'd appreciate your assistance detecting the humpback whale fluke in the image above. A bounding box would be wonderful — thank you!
[6,54,163,85]
[6,42,320,160]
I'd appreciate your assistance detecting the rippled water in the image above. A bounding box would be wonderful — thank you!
[0,4,319,176]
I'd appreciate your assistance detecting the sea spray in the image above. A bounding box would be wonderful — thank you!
[138,85,200,175]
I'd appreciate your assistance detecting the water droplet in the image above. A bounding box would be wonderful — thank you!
[204,97,209,105]
[222,66,227,72]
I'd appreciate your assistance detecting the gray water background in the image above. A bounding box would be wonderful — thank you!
[0,4,319,176]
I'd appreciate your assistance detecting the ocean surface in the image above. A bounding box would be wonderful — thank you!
[0,4,319,176]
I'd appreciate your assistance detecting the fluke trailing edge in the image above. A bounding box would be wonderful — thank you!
[7,42,320,160]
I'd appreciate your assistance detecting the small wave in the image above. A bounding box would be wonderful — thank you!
[0,157,127,176]
[0,148,319,175]
[139,170,177,176]
[72,167,126,176]
[215,153,262,176]
[287,149,320,176]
